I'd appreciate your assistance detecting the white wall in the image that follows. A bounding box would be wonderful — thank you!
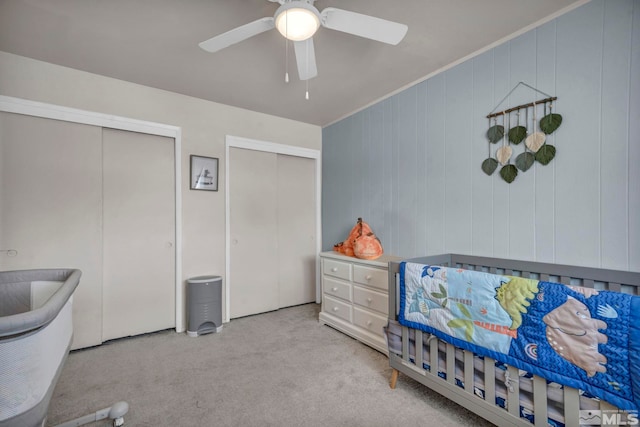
[322,0,640,272]
[0,50,322,324]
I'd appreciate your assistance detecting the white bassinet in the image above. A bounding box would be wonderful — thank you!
[0,269,128,427]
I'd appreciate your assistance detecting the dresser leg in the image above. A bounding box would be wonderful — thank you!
[390,368,399,389]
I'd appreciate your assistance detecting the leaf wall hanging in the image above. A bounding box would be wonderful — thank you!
[483,81,560,184]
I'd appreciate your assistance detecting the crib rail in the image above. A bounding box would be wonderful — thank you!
[390,324,633,427]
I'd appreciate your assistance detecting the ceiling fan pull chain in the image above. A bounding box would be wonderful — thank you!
[284,14,289,82]
[305,79,310,100]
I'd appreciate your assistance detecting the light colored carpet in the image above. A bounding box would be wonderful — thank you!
[47,303,493,426]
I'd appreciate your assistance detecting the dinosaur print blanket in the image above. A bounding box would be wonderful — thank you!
[398,262,640,411]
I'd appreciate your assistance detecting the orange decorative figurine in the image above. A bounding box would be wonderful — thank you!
[333,218,383,260]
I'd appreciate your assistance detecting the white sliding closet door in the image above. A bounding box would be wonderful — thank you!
[277,154,316,308]
[229,147,316,319]
[229,148,279,318]
[0,112,104,348]
[102,128,175,341]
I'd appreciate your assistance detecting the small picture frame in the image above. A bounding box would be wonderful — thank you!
[190,155,219,191]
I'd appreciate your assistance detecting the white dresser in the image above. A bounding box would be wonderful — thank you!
[318,251,401,354]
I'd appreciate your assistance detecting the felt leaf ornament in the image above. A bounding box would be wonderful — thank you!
[515,152,535,172]
[508,126,527,145]
[496,146,513,165]
[486,125,504,144]
[525,132,546,152]
[539,113,563,134]
[535,144,556,165]
[500,164,518,183]
[481,158,499,176]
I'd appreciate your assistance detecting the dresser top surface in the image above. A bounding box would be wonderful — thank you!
[319,251,402,268]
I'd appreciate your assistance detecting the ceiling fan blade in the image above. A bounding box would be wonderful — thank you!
[199,17,275,53]
[320,7,407,45]
[293,38,318,80]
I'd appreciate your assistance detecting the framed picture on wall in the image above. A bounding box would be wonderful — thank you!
[190,155,219,191]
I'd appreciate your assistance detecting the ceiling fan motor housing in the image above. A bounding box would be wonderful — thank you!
[274,1,321,41]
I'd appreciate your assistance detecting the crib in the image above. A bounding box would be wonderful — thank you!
[386,254,640,427]
[0,269,128,427]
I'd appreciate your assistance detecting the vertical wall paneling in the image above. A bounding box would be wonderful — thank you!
[322,0,639,272]
[397,87,418,257]
[534,20,558,264]
[600,0,633,270]
[630,0,640,272]
[491,43,512,258]
[369,103,385,245]
[507,32,537,262]
[471,50,495,257]
[416,81,428,256]
[555,0,603,267]
[425,74,446,256]
[382,97,395,253]
[444,61,474,254]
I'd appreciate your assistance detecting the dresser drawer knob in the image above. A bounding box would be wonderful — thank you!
[331,287,338,292]
[366,298,373,303]
[332,307,339,312]
[366,320,372,326]
[365,275,372,280]
[331,267,338,272]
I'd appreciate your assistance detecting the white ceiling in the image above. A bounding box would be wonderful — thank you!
[0,0,583,127]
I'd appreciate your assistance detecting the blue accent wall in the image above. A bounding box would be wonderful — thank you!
[322,0,640,271]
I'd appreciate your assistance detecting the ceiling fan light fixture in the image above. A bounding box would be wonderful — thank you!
[275,2,320,41]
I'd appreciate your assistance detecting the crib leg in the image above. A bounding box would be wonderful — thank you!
[390,369,399,389]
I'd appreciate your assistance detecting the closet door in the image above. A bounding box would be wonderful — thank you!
[0,112,103,349]
[101,128,175,341]
[229,147,279,318]
[277,154,316,307]
[229,147,317,318]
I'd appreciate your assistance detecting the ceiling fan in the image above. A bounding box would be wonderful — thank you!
[198,0,408,81]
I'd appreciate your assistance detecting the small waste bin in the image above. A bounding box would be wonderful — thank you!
[187,275,223,337]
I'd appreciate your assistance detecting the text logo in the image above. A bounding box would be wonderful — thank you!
[580,410,639,426]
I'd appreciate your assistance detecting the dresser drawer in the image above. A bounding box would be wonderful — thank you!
[323,258,352,281]
[353,307,387,337]
[323,277,352,302]
[353,264,388,291]
[352,285,388,315]
[323,295,352,323]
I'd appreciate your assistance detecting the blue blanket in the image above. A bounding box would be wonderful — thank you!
[398,262,640,411]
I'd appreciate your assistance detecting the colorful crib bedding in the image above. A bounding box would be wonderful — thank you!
[397,262,640,412]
